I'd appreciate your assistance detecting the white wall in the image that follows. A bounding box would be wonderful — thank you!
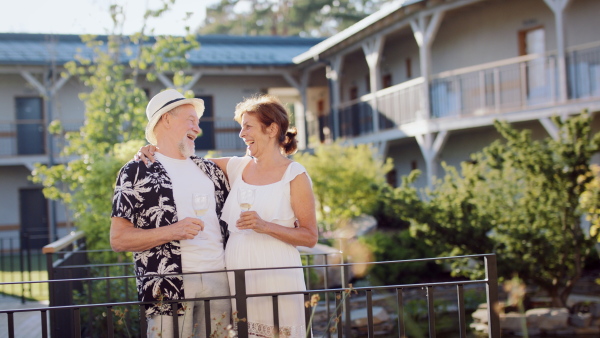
[432,0,554,73]
[381,31,421,84]
[0,166,33,226]
[564,0,600,48]
[386,139,429,189]
[340,51,370,101]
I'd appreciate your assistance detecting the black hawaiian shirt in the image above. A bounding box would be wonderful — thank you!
[111,155,229,317]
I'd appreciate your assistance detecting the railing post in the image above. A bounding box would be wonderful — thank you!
[324,254,331,337]
[479,70,486,110]
[20,233,26,303]
[171,303,179,338]
[520,62,528,107]
[7,311,14,338]
[457,285,467,338]
[139,304,148,337]
[485,254,500,338]
[493,68,501,112]
[426,286,436,338]
[234,269,248,338]
[343,264,351,337]
[550,57,557,103]
[397,288,406,338]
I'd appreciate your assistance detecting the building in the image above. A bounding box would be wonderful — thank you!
[293,0,600,188]
[1,0,600,247]
[0,33,323,246]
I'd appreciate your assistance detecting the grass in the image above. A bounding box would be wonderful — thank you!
[0,251,49,301]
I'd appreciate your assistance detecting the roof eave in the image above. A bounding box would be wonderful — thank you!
[293,0,424,64]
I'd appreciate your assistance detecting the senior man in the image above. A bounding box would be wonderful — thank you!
[110,89,230,337]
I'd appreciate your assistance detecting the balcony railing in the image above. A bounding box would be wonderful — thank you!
[0,120,83,158]
[0,232,501,337]
[0,118,247,159]
[332,41,600,138]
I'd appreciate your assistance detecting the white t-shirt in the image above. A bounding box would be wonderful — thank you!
[155,153,225,272]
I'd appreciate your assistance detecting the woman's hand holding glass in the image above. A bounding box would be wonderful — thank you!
[235,188,256,233]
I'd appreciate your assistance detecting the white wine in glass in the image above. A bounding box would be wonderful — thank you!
[191,193,209,239]
[237,188,256,212]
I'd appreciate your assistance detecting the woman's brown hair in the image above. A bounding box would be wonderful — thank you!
[234,94,298,155]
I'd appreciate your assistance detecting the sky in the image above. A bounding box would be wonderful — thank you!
[0,0,220,36]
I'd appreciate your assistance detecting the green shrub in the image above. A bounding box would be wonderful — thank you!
[360,230,444,285]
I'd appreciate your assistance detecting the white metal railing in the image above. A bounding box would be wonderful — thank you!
[376,77,423,129]
[331,42,600,138]
[336,78,424,136]
[0,120,84,158]
[430,53,560,118]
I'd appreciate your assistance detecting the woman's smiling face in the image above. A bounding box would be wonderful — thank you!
[239,113,272,157]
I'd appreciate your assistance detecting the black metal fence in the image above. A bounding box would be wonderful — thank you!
[0,234,49,303]
[1,232,501,338]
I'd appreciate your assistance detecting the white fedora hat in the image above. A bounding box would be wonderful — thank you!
[145,89,205,145]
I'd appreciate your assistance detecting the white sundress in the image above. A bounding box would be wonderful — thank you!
[222,156,309,338]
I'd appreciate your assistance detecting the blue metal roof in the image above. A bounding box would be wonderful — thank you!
[0,33,324,67]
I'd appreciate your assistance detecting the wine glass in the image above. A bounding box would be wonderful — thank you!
[236,188,256,233]
[237,188,256,212]
[191,193,209,239]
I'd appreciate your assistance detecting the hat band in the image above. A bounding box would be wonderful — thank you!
[153,98,185,117]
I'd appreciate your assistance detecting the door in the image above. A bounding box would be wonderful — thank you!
[16,97,45,155]
[195,95,215,150]
[519,27,546,103]
[19,188,49,250]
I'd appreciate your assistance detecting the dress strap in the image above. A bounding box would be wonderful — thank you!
[226,156,252,185]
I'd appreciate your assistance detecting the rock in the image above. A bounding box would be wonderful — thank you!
[552,327,576,335]
[515,328,540,336]
[571,301,600,318]
[350,306,390,327]
[574,326,600,335]
[471,308,489,324]
[529,308,570,331]
[569,312,592,327]
[500,312,527,332]
[469,322,488,334]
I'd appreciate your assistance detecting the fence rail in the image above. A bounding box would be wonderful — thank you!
[1,232,501,338]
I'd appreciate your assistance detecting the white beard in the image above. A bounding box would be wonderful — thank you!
[179,138,196,158]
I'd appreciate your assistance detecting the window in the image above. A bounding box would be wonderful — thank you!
[386,169,397,187]
[350,86,359,100]
[518,26,546,102]
[382,74,392,89]
[406,58,412,79]
[519,26,545,56]
[16,97,44,155]
[194,95,215,150]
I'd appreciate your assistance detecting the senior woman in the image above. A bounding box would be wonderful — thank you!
[138,94,318,337]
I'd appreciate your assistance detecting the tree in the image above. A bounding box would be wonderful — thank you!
[294,142,393,233]
[31,2,199,257]
[394,112,600,307]
[198,0,394,37]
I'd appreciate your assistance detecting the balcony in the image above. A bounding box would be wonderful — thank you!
[0,117,248,167]
[0,120,83,167]
[332,42,600,141]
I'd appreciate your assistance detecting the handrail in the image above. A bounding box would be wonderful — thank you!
[42,231,85,254]
[2,252,501,338]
